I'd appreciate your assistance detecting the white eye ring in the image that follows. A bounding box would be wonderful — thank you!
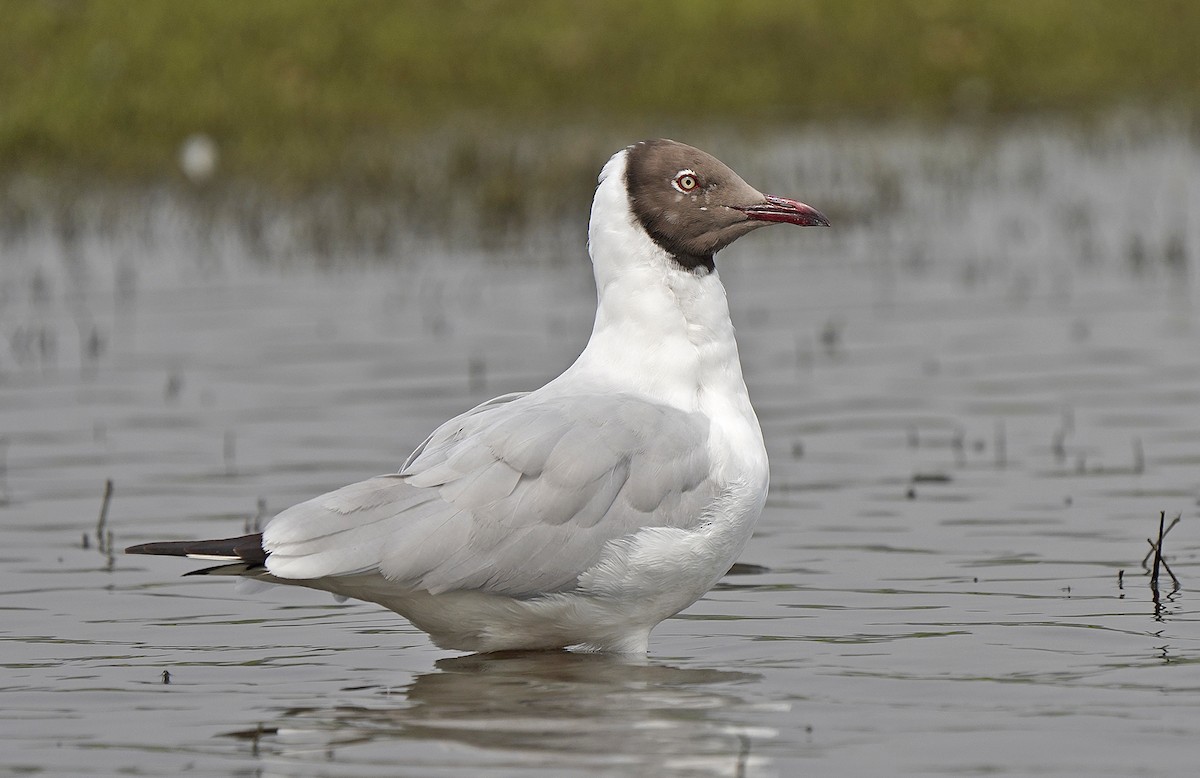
[672,170,699,193]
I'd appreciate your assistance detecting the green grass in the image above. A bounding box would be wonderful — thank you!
[2,0,1198,189]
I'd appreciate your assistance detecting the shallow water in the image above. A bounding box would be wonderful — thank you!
[3,125,1200,776]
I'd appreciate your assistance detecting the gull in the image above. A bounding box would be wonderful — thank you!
[126,139,828,654]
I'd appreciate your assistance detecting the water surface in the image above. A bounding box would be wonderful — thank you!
[2,125,1199,776]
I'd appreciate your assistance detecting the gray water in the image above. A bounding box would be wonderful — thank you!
[2,122,1200,776]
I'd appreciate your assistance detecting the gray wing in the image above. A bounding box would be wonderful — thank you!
[262,392,715,596]
[399,391,527,472]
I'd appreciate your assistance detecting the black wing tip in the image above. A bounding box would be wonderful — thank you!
[183,562,265,576]
[123,533,268,565]
[125,540,190,556]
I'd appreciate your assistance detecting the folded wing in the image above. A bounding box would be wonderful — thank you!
[263,392,715,596]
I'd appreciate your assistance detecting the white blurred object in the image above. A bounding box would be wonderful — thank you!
[179,133,218,183]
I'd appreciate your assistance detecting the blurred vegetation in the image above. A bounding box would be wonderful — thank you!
[1,0,1198,190]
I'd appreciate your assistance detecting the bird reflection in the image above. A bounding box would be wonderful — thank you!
[237,651,774,775]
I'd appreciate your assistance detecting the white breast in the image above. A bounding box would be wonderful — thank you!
[549,147,771,619]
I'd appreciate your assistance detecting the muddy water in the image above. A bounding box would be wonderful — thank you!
[2,125,1200,775]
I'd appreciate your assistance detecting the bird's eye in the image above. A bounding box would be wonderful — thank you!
[672,171,699,193]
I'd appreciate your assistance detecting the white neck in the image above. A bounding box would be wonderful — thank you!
[555,150,756,424]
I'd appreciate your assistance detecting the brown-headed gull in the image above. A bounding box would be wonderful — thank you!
[127,139,829,653]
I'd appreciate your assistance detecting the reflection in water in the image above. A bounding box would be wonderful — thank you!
[244,652,775,776]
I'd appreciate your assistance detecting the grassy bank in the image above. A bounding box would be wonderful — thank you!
[2,0,1198,189]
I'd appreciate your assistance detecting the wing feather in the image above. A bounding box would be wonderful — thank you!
[436,458,522,506]
[263,392,715,595]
